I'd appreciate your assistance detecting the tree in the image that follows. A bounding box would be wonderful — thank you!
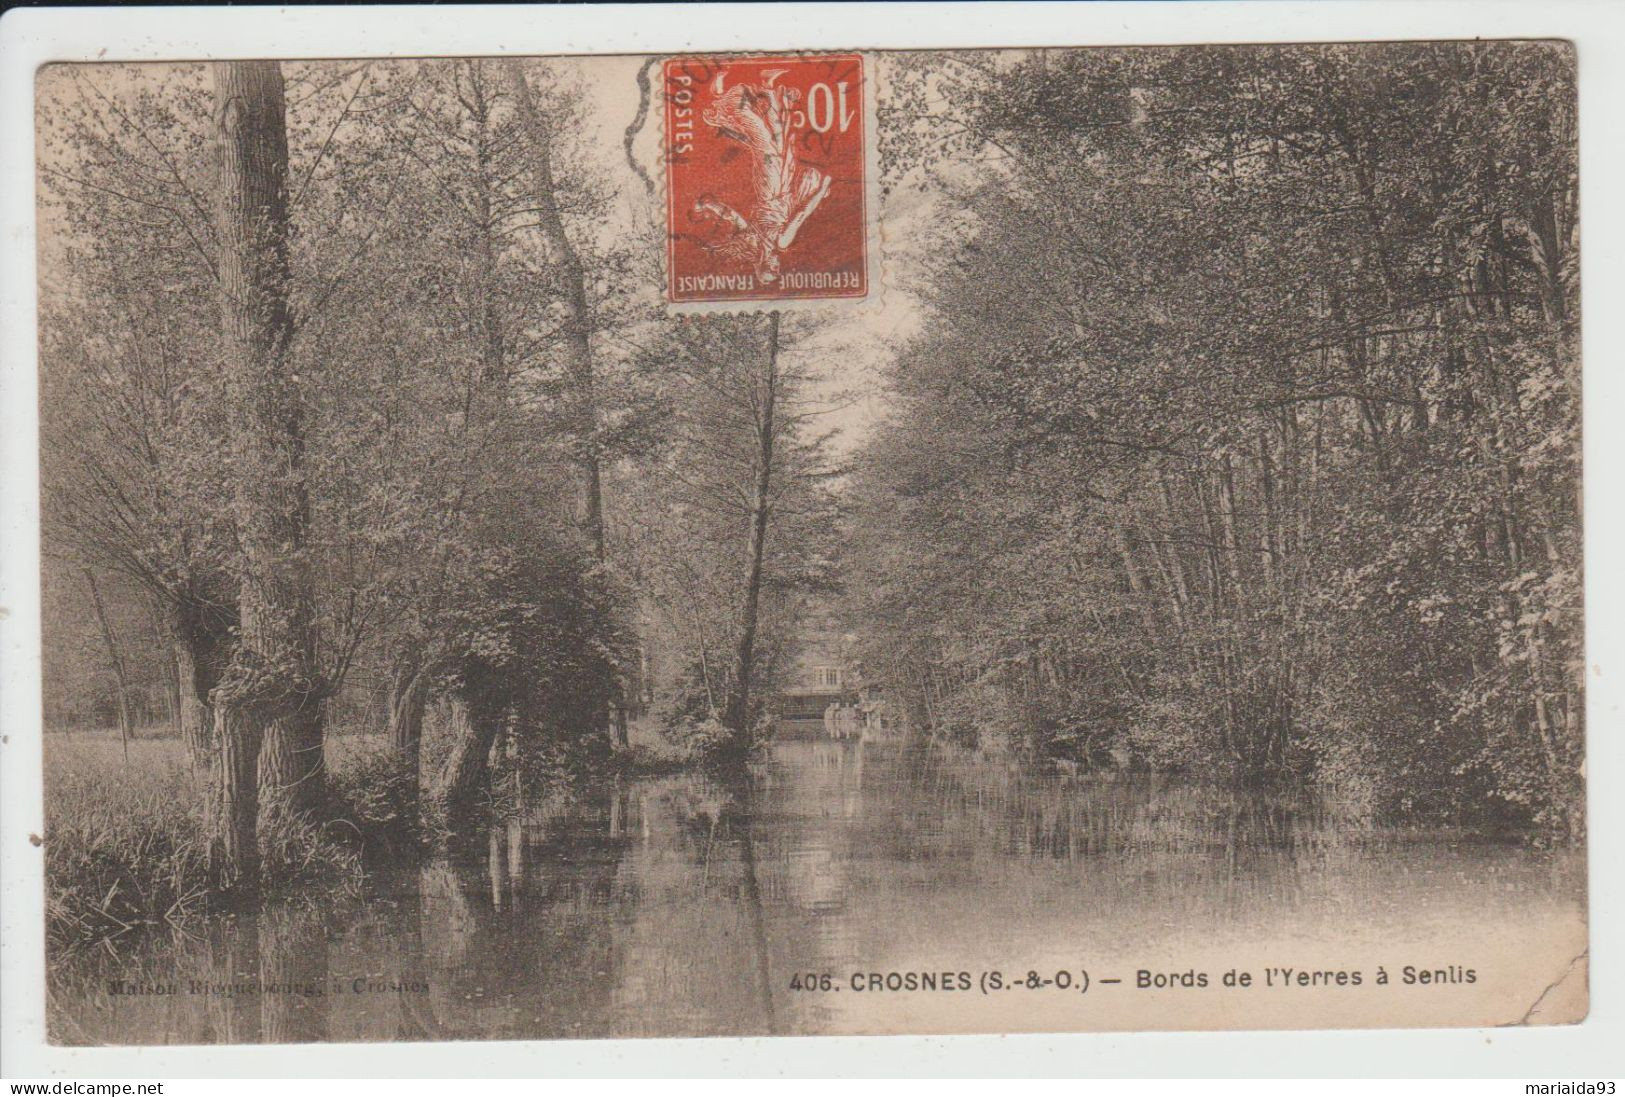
[858,42,1580,836]
[37,64,239,778]
[720,313,782,752]
[506,59,605,559]
[209,59,324,884]
[81,568,134,759]
[618,313,839,760]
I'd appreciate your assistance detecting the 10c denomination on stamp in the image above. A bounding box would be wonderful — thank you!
[664,53,869,308]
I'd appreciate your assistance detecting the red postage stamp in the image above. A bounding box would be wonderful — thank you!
[664,53,869,308]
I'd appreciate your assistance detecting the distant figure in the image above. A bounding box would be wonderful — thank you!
[823,701,838,739]
[835,704,858,741]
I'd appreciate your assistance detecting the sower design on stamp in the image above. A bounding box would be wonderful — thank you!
[665,54,867,305]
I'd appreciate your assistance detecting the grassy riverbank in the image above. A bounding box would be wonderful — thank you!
[44,722,692,952]
[44,734,401,951]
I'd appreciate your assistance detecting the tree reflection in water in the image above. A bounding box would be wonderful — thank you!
[47,741,1586,1044]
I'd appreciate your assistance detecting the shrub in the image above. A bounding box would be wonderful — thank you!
[322,741,424,856]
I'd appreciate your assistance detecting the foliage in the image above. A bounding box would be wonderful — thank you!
[856,43,1581,840]
[442,534,622,767]
[615,314,842,759]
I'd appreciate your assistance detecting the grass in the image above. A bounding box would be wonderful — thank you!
[44,737,213,950]
[43,731,407,953]
[44,721,693,951]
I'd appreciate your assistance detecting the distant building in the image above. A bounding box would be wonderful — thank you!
[775,629,854,736]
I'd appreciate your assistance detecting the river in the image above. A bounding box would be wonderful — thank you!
[48,739,1587,1043]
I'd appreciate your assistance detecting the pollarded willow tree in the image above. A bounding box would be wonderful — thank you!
[38,63,238,779]
[41,59,434,833]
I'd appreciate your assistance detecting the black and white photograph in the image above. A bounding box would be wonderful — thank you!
[18,30,1589,1049]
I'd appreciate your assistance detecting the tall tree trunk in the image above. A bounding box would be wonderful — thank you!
[83,568,133,761]
[149,597,183,737]
[505,59,603,558]
[722,313,781,752]
[166,589,233,784]
[210,59,320,887]
[1525,192,1572,327]
[215,703,267,887]
[506,59,626,750]
[613,706,630,751]
[463,62,507,390]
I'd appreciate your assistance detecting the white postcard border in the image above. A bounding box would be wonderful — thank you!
[2,1,1622,1079]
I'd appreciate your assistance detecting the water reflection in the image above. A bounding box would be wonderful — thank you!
[48,740,1586,1044]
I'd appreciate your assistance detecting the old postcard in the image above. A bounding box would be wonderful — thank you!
[30,39,1584,1047]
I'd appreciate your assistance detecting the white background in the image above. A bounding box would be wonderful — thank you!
[1,1,1620,1079]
